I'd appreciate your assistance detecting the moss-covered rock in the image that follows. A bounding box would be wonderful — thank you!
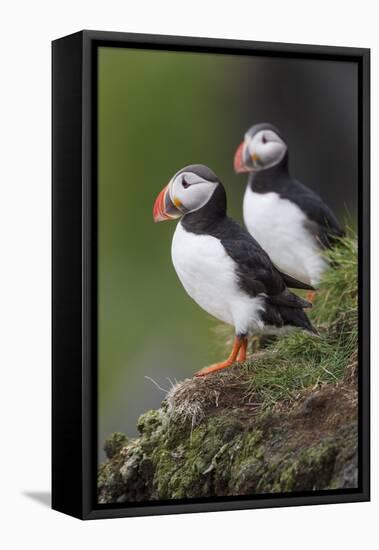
[98,366,357,503]
[98,235,358,504]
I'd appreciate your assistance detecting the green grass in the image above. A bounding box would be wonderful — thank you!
[242,232,358,408]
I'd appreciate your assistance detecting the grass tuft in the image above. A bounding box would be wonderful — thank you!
[311,229,358,326]
[242,231,358,408]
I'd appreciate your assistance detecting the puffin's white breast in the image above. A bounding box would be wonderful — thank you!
[243,186,326,285]
[171,223,265,335]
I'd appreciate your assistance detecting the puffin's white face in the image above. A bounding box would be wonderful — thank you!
[153,169,218,222]
[169,171,218,213]
[234,128,287,173]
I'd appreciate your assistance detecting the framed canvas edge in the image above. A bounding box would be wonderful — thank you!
[57,28,370,58]
[52,31,85,519]
[53,30,370,520]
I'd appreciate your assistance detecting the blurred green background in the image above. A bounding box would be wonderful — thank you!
[98,47,358,459]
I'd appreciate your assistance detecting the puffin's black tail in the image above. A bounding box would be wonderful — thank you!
[279,306,318,335]
[263,296,318,335]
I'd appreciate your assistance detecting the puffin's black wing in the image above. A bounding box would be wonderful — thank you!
[220,228,311,310]
[276,269,316,291]
[290,180,345,249]
[221,232,316,334]
[217,219,316,334]
[221,236,284,296]
[250,164,344,249]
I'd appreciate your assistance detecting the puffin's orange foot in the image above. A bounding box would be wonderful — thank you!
[195,360,235,377]
[238,338,248,361]
[306,290,317,304]
[194,335,248,377]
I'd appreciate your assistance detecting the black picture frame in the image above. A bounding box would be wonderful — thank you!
[52,30,370,520]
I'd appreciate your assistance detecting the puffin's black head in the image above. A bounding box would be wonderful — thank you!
[234,123,287,173]
[153,164,223,222]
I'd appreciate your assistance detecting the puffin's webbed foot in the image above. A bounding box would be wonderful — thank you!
[195,359,235,377]
[195,335,248,377]
[237,337,248,361]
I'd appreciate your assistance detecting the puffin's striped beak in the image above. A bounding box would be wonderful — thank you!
[234,141,249,173]
[153,184,182,223]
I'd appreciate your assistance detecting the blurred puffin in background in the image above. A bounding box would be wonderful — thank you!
[234,123,344,296]
[153,164,316,377]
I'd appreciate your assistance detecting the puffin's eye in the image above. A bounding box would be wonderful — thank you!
[262,135,267,144]
[182,177,190,189]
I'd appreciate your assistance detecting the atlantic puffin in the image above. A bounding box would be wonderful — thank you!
[153,164,316,377]
[234,123,344,290]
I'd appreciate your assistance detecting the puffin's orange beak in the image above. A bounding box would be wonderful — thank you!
[153,184,182,223]
[234,141,249,173]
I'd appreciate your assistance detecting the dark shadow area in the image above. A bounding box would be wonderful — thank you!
[23,491,51,507]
